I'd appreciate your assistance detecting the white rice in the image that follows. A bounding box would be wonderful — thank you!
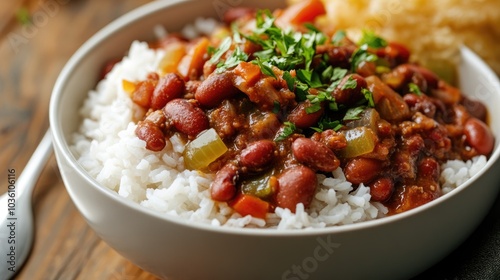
[70,41,487,229]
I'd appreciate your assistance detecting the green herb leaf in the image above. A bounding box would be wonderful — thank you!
[321,66,333,82]
[312,117,342,132]
[295,80,309,102]
[216,46,249,73]
[341,76,357,90]
[343,106,365,121]
[351,44,378,72]
[361,88,375,107]
[305,102,322,114]
[325,67,348,92]
[283,71,295,90]
[254,58,276,78]
[331,30,347,46]
[272,101,281,114]
[331,67,348,82]
[358,30,388,48]
[408,83,423,96]
[275,122,297,141]
[209,37,231,65]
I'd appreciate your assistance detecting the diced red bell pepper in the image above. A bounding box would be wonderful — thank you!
[231,194,270,219]
[233,61,262,86]
[177,37,210,79]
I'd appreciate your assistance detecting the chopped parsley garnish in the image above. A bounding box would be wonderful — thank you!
[305,102,323,114]
[209,32,250,73]
[408,83,423,96]
[244,9,326,72]
[209,37,231,65]
[331,30,347,46]
[358,30,388,49]
[272,101,281,114]
[362,88,375,107]
[282,71,295,90]
[312,117,342,132]
[343,106,365,121]
[276,122,297,141]
[297,69,322,88]
[217,46,248,73]
[306,91,337,113]
[350,44,379,72]
[341,76,358,90]
[254,58,276,78]
[207,10,384,133]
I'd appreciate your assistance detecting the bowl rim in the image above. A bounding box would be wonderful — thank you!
[49,0,500,237]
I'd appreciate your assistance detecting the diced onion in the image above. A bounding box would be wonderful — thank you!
[183,128,228,170]
[159,42,186,75]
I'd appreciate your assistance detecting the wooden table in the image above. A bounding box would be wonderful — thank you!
[0,1,159,279]
[1,1,499,280]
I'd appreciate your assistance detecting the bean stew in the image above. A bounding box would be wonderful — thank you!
[107,0,495,218]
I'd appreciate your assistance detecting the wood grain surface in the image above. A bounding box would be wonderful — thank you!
[0,0,159,279]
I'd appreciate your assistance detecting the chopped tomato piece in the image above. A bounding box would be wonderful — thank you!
[277,0,326,25]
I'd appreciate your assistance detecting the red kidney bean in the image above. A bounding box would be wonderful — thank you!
[382,64,414,90]
[462,97,487,122]
[355,60,376,77]
[410,65,439,90]
[276,165,317,212]
[135,121,166,151]
[163,99,209,137]
[344,158,382,185]
[431,80,461,105]
[317,45,355,69]
[210,164,239,202]
[150,73,185,110]
[368,177,394,202]
[287,100,324,129]
[195,72,240,108]
[376,42,410,67]
[292,138,340,172]
[146,72,160,81]
[464,117,494,156]
[418,157,440,181]
[132,80,156,108]
[403,92,420,107]
[240,140,275,171]
[332,74,367,105]
[409,70,428,93]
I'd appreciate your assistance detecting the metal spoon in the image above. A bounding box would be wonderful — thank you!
[0,130,53,280]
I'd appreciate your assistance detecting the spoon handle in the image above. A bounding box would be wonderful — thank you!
[16,130,54,199]
[0,129,53,280]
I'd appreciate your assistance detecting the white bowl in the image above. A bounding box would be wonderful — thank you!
[49,0,500,279]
